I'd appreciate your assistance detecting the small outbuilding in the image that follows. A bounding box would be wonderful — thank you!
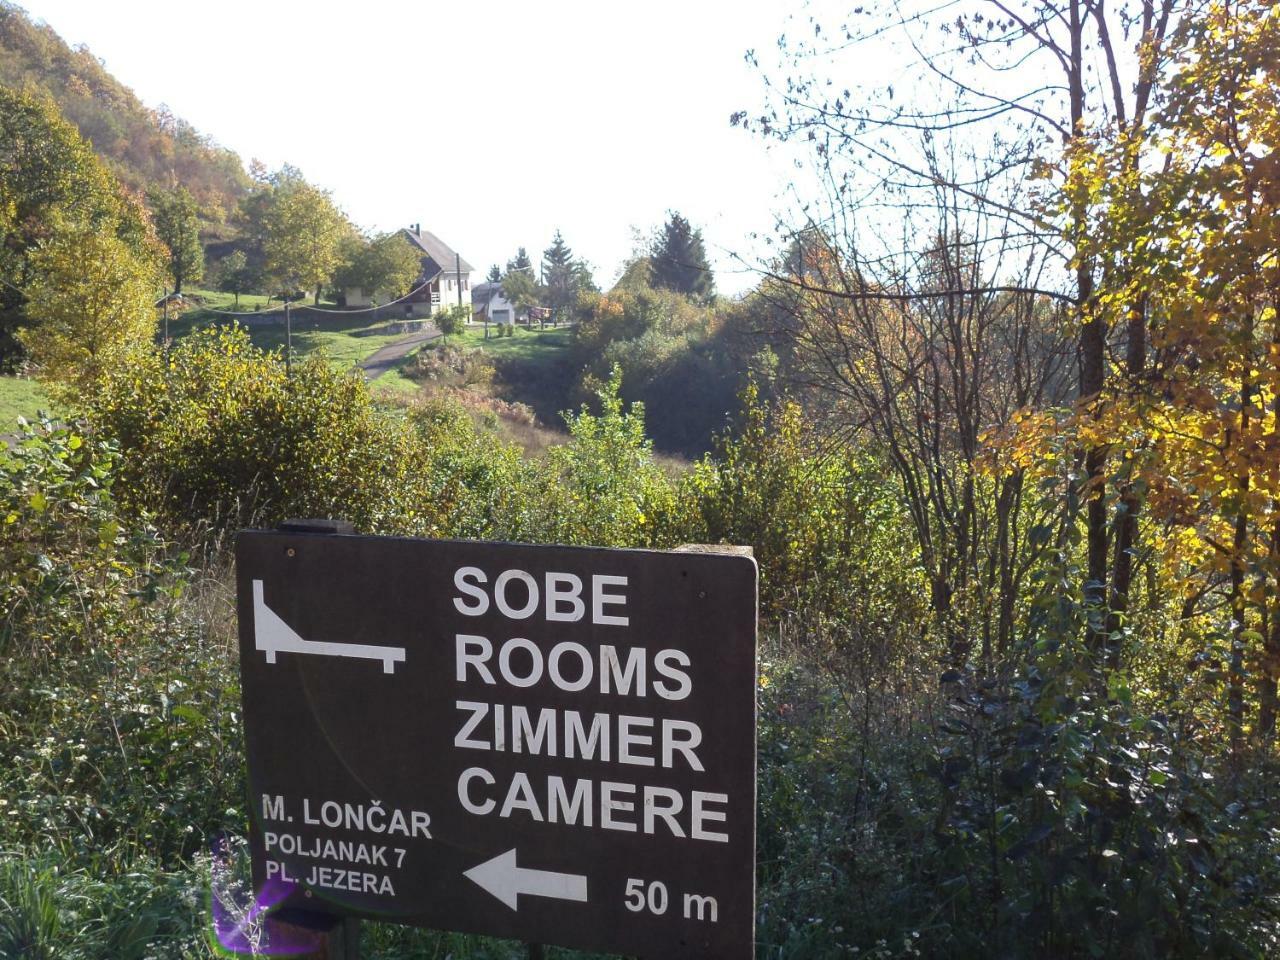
[471,281,516,330]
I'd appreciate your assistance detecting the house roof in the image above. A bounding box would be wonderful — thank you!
[471,281,500,304]
[402,228,474,275]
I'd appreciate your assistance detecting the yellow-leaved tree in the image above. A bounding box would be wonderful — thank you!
[0,85,156,370]
[262,180,349,304]
[19,227,159,396]
[1015,0,1280,751]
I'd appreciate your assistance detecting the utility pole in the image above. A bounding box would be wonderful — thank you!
[284,295,292,378]
[155,290,177,354]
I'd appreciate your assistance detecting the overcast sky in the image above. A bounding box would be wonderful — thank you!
[21,0,816,294]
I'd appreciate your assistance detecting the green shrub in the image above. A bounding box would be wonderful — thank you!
[517,367,689,548]
[0,417,241,867]
[401,392,531,541]
[687,385,926,622]
[0,418,182,660]
[434,303,468,340]
[85,326,446,538]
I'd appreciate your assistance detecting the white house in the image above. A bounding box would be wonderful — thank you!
[345,224,473,318]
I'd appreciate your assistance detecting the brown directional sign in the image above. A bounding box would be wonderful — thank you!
[235,531,757,958]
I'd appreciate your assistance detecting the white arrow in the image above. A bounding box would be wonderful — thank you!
[252,580,406,674]
[463,849,588,911]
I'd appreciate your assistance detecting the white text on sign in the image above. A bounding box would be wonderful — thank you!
[450,565,731,845]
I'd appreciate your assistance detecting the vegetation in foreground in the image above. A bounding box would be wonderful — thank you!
[4,317,1280,956]
[4,1,1280,958]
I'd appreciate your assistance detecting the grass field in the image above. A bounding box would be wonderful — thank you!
[448,324,576,425]
[1,318,572,437]
[169,301,415,369]
[369,359,423,396]
[0,375,53,430]
[455,323,572,365]
[234,319,413,367]
[176,287,329,315]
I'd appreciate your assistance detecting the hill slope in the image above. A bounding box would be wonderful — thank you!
[0,2,250,219]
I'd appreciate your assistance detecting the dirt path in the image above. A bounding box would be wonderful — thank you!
[358,325,440,381]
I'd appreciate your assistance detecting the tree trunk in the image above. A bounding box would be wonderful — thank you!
[1262,311,1280,744]
[1068,0,1108,652]
[1105,304,1147,667]
[1229,347,1254,762]
[1229,510,1248,760]
[996,473,1021,656]
[1259,583,1279,742]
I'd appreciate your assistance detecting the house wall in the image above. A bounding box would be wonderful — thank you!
[439,271,473,311]
[402,276,437,319]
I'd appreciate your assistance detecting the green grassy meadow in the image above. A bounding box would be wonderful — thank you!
[3,312,574,439]
[369,359,425,395]
[453,325,576,422]
[179,287,278,313]
[170,289,416,370]
[455,323,573,363]
[0,375,53,429]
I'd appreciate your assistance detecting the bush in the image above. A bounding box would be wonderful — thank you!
[407,342,495,388]
[85,326,446,538]
[0,418,182,660]
[517,367,691,548]
[401,392,531,541]
[688,385,926,623]
[1,418,241,871]
[434,303,468,340]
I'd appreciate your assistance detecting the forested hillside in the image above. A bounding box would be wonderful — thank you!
[0,2,249,219]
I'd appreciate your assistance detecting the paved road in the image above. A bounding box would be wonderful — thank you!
[358,325,440,381]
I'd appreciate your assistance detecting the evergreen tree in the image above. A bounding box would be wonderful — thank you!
[573,259,597,294]
[486,264,502,283]
[650,212,714,301]
[542,230,584,318]
[543,231,574,273]
[506,247,533,274]
[501,268,539,313]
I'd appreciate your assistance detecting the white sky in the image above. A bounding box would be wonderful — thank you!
[22,0,813,294]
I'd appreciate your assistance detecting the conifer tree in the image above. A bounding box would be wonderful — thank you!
[542,230,584,317]
[506,247,533,274]
[650,212,714,301]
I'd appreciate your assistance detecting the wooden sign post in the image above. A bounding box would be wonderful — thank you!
[236,530,758,957]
